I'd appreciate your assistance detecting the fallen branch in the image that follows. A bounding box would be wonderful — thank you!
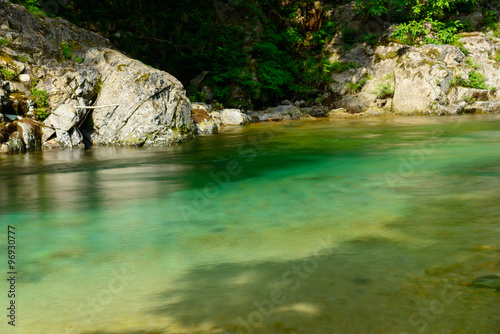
[74,104,119,109]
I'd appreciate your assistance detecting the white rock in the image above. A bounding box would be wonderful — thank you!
[219,109,251,125]
[19,74,30,83]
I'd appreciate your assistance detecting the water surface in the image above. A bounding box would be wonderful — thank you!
[1,115,499,333]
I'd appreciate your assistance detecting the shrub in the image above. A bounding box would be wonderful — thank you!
[469,70,488,90]
[12,0,47,17]
[323,61,359,74]
[31,88,49,108]
[31,88,50,120]
[60,41,73,60]
[463,95,476,104]
[393,18,464,46]
[214,102,224,110]
[451,71,488,90]
[457,43,469,56]
[346,76,370,95]
[483,9,498,31]
[0,38,9,46]
[375,83,395,99]
[17,55,30,63]
[35,108,48,121]
[0,68,16,81]
[466,57,479,70]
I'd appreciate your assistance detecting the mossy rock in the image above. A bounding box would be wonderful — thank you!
[191,107,211,124]
[135,73,150,82]
[0,123,8,143]
[425,49,441,60]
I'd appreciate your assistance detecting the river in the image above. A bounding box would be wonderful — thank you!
[0,115,499,333]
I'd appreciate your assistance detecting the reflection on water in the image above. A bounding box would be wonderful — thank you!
[0,115,499,333]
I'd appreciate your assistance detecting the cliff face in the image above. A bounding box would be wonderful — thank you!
[0,0,195,153]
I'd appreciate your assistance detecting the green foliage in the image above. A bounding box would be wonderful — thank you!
[393,18,463,45]
[457,43,469,56]
[469,70,488,89]
[451,71,488,90]
[13,0,47,17]
[354,0,477,21]
[31,88,49,120]
[424,20,464,45]
[450,75,469,87]
[51,0,488,107]
[323,61,359,73]
[492,50,500,62]
[463,95,476,104]
[384,72,394,80]
[35,108,48,121]
[375,83,395,99]
[346,76,370,95]
[60,41,73,60]
[189,90,208,103]
[342,28,360,46]
[466,57,479,70]
[74,56,83,63]
[0,38,9,47]
[53,0,348,106]
[31,88,49,106]
[0,67,16,81]
[392,20,428,45]
[214,102,224,110]
[483,9,498,31]
[342,28,378,48]
[17,55,30,63]
[360,33,378,45]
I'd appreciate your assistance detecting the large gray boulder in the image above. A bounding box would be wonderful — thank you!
[43,104,85,148]
[393,49,454,114]
[81,49,196,147]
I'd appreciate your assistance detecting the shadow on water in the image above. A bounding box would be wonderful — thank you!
[150,238,417,333]
[148,236,500,333]
[147,159,500,333]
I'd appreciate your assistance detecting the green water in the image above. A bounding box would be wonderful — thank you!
[0,116,499,334]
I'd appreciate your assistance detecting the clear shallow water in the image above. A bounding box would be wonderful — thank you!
[0,115,499,333]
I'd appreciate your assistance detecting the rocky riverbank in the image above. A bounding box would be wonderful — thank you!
[0,0,194,154]
[2,1,500,154]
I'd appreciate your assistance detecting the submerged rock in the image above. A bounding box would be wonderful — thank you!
[470,275,500,290]
[196,119,219,134]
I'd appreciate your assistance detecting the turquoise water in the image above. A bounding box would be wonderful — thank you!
[0,115,499,333]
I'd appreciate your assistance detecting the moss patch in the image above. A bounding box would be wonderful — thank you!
[426,49,441,60]
[191,107,211,124]
[135,73,150,82]
[374,50,399,63]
